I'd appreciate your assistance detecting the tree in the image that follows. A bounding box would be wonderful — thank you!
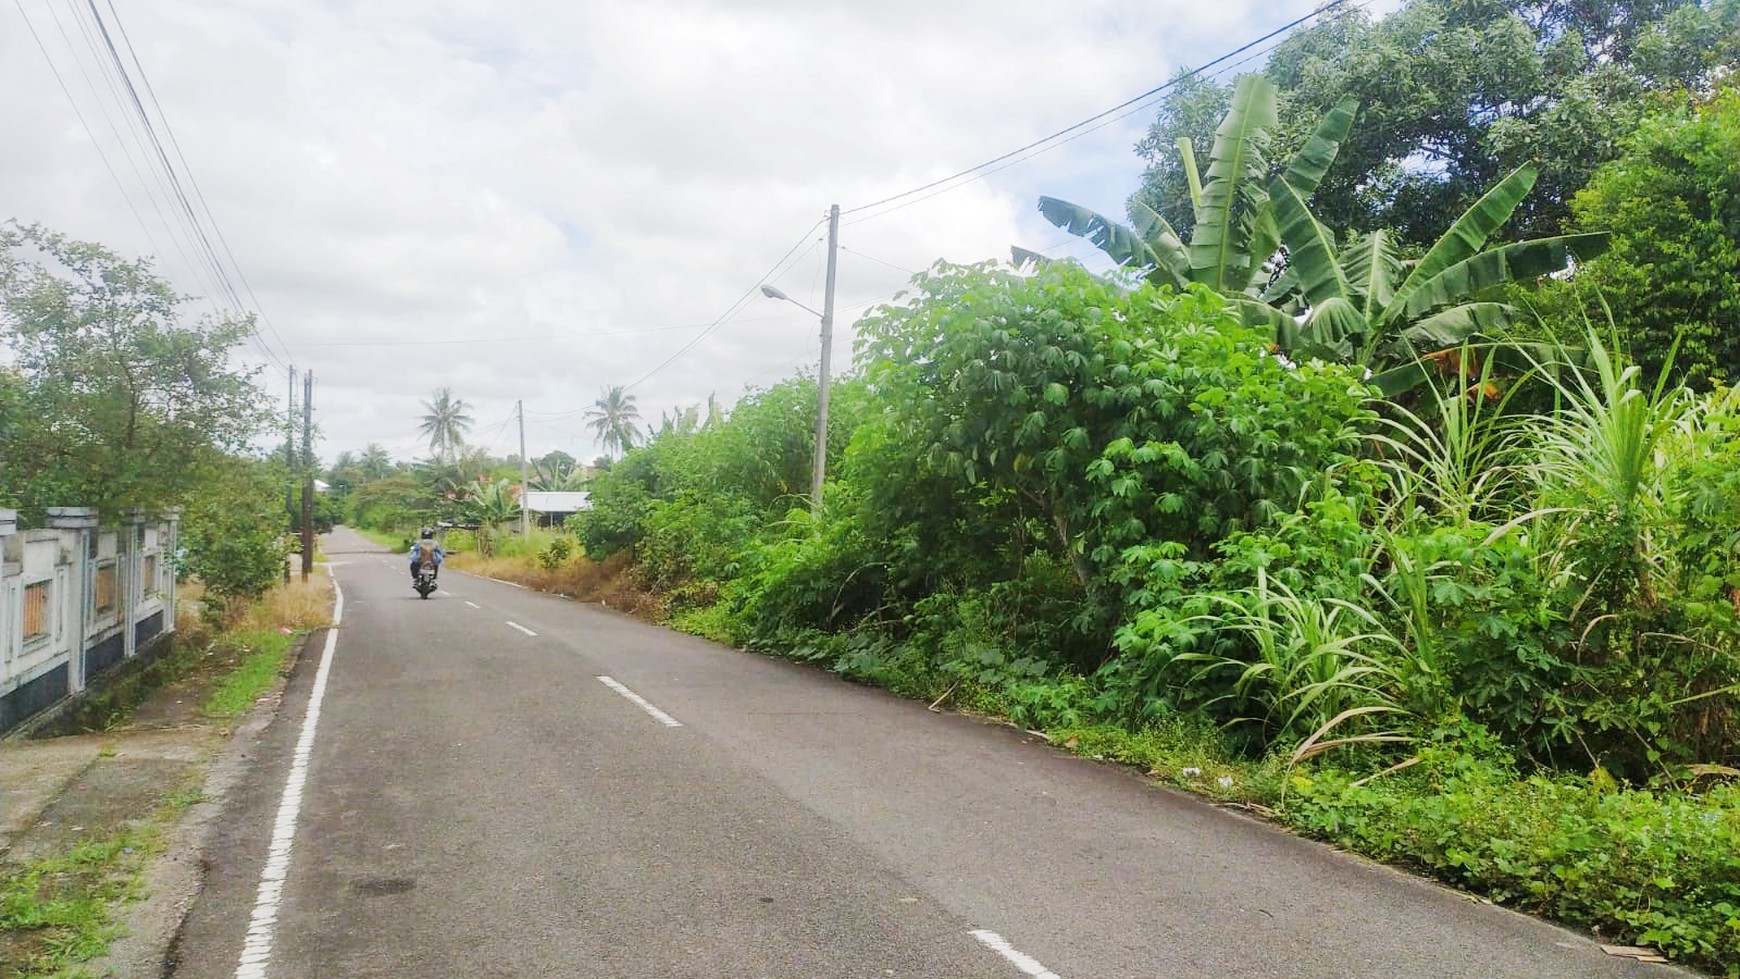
[1132,0,1740,244]
[417,388,473,463]
[0,224,268,520]
[359,443,394,479]
[1553,85,1740,387]
[585,385,641,458]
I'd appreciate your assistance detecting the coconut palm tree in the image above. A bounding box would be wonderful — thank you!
[585,385,641,458]
[418,388,474,464]
[360,443,393,480]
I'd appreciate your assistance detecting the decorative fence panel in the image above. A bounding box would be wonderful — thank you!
[0,508,180,736]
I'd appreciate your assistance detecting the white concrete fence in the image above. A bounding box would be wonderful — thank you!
[0,506,179,735]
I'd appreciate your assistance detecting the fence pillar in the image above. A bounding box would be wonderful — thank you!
[162,508,180,637]
[121,509,145,661]
[45,507,98,693]
[0,510,17,671]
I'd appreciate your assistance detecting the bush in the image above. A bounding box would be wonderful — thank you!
[1289,745,1740,973]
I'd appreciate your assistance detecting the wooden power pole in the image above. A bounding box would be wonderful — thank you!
[301,370,314,581]
[518,399,529,538]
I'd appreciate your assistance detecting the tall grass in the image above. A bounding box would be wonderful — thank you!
[1172,570,1408,744]
[447,548,664,617]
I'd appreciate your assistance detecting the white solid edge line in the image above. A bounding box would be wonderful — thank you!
[970,929,1063,979]
[456,569,526,589]
[505,620,537,637]
[596,675,683,728]
[233,568,346,979]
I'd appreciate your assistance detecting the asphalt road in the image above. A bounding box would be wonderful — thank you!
[166,527,1687,979]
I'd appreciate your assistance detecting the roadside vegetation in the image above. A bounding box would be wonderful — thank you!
[408,33,1740,974]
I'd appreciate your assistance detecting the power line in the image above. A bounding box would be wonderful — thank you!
[100,0,295,367]
[291,315,809,348]
[838,244,918,276]
[840,0,1357,223]
[8,0,181,298]
[43,0,292,370]
[621,216,827,393]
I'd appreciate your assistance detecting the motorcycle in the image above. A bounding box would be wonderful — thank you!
[413,563,438,599]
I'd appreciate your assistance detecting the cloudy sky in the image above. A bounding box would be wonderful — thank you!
[2,0,1356,464]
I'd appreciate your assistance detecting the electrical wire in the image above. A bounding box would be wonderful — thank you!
[840,0,1358,224]
[30,0,292,370]
[838,244,918,276]
[8,0,209,331]
[99,0,296,367]
[619,216,828,393]
[291,317,809,348]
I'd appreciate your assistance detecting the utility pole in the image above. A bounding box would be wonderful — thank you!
[284,365,296,583]
[301,370,314,581]
[812,203,840,513]
[518,399,529,538]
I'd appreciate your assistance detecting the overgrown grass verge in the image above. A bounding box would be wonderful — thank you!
[0,776,204,979]
[446,550,664,617]
[201,629,297,719]
[351,526,409,552]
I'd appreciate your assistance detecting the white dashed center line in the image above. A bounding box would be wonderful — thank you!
[596,676,683,728]
[970,930,1062,979]
[505,621,537,637]
[464,601,480,609]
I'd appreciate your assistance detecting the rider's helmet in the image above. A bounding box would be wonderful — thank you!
[420,527,435,539]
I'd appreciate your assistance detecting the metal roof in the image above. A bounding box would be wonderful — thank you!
[522,491,593,513]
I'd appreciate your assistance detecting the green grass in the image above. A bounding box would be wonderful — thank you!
[201,629,295,719]
[0,769,204,979]
[351,526,409,553]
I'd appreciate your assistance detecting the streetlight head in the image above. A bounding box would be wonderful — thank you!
[759,284,789,301]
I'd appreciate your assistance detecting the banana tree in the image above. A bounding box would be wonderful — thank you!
[1039,75,1355,299]
[1258,164,1608,394]
[1038,77,1608,394]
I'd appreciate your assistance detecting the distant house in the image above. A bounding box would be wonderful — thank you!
[522,491,592,527]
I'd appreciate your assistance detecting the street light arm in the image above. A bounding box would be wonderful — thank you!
[759,283,823,318]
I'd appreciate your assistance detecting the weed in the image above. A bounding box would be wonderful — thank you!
[201,630,294,718]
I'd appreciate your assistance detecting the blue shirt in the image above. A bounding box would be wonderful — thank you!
[409,541,444,567]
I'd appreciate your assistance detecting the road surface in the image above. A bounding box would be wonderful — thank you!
[166,527,1682,978]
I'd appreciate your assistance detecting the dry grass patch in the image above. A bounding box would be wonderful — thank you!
[234,572,335,633]
[448,550,665,618]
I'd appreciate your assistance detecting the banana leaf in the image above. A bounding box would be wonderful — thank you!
[1388,233,1611,324]
[1189,74,1278,293]
[1297,296,1364,360]
[1176,137,1204,211]
[1277,98,1357,196]
[1128,198,1194,287]
[1393,302,1513,352]
[1341,230,1399,322]
[1387,165,1538,318]
[1270,179,1350,308]
[1037,197,1177,286]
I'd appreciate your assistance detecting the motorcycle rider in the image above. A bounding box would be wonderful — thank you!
[409,527,443,586]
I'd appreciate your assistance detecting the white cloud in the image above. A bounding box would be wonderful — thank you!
[2,0,1343,463]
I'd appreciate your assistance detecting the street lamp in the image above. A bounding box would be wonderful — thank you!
[758,284,819,316]
[759,205,839,513]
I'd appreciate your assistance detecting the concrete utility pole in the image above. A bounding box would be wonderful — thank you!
[301,370,314,581]
[812,203,840,513]
[518,399,529,538]
[285,365,296,583]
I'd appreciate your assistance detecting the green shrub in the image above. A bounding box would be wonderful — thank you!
[537,535,573,571]
[1289,746,1740,973]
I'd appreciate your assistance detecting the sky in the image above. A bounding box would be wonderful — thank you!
[1,0,1361,465]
